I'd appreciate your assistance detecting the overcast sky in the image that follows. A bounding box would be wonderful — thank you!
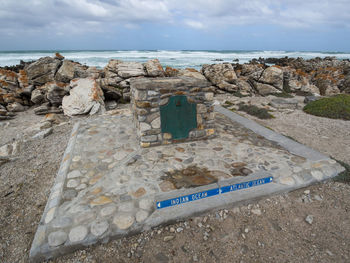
[1,0,350,51]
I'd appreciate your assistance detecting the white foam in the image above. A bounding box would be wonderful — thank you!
[1,50,350,69]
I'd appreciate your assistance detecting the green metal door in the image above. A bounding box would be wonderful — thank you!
[160,95,197,140]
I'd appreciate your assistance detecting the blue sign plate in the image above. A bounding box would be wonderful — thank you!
[156,176,273,209]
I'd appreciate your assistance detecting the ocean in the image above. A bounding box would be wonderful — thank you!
[1,50,350,70]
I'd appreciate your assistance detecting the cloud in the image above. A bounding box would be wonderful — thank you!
[0,0,349,38]
[185,20,204,29]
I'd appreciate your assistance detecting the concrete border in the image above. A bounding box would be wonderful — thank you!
[30,122,81,260]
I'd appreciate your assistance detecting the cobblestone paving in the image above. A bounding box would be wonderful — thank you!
[30,108,344,261]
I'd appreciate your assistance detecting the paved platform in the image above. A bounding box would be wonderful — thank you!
[30,105,344,262]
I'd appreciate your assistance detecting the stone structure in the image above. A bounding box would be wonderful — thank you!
[130,76,216,147]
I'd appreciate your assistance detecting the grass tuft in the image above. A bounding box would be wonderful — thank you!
[238,103,274,119]
[303,94,350,120]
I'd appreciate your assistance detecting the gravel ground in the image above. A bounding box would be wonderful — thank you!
[0,104,349,263]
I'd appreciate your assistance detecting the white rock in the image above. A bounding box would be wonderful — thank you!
[278,176,295,186]
[67,179,79,188]
[0,144,12,157]
[305,215,314,224]
[311,171,324,180]
[32,127,53,139]
[251,209,262,215]
[67,170,82,179]
[69,226,88,242]
[48,231,67,247]
[91,220,109,237]
[139,198,153,211]
[113,213,135,230]
[136,210,149,223]
[62,78,105,116]
[100,205,117,217]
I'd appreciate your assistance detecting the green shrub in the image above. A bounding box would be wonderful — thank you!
[238,103,274,119]
[303,94,350,120]
[333,159,350,184]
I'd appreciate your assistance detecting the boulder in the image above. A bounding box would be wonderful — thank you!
[18,70,29,89]
[253,82,281,96]
[105,60,145,78]
[46,82,70,106]
[178,68,207,80]
[6,102,25,112]
[259,66,283,90]
[31,88,45,104]
[55,60,88,83]
[62,78,105,116]
[25,56,62,85]
[0,68,18,87]
[144,59,165,77]
[235,78,254,93]
[201,63,237,86]
[165,66,179,77]
[34,103,62,115]
[240,64,265,80]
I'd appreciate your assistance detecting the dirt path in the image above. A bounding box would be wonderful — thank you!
[0,106,349,263]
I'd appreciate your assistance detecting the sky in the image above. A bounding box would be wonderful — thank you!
[0,0,350,51]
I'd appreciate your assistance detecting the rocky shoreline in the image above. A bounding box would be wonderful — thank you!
[0,53,350,120]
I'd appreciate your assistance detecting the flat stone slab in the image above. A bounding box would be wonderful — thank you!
[30,106,345,262]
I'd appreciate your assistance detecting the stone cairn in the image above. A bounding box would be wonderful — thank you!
[130,77,216,147]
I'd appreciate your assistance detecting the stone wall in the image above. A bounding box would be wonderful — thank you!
[130,76,216,147]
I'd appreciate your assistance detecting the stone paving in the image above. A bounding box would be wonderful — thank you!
[30,106,345,262]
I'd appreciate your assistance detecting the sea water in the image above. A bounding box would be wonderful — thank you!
[1,50,350,70]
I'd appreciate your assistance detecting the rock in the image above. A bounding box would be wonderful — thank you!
[178,68,207,80]
[69,226,88,242]
[113,213,135,230]
[62,78,105,116]
[34,103,63,115]
[304,96,320,103]
[43,113,66,124]
[48,231,67,247]
[144,59,165,77]
[17,70,30,89]
[55,52,65,60]
[6,102,25,112]
[202,63,237,86]
[251,208,262,215]
[55,60,88,83]
[45,82,70,106]
[105,100,118,110]
[0,144,12,157]
[31,89,45,104]
[139,198,153,211]
[254,82,281,96]
[270,98,298,109]
[163,235,174,242]
[24,56,62,85]
[105,60,145,78]
[19,84,34,97]
[136,210,149,223]
[240,64,265,80]
[305,215,314,224]
[259,66,283,90]
[32,127,53,139]
[165,66,179,77]
[91,220,109,237]
[38,121,52,130]
[235,78,253,93]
